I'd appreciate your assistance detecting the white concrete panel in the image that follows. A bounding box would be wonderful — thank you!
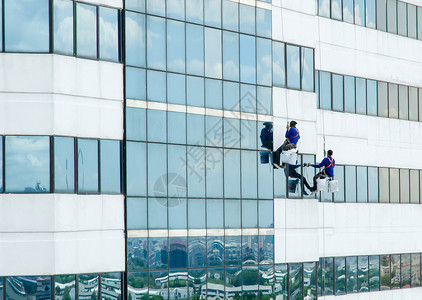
[274,228,286,263]
[272,5,283,42]
[285,199,319,229]
[279,0,316,15]
[285,228,319,262]
[278,7,317,48]
[274,198,286,229]
[78,0,122,8]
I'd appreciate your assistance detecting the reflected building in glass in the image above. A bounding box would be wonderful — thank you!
[1,0,422,299]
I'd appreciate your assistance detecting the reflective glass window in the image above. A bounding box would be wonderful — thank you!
[224,118,241,149]
[401,253,411,288]
[223,31,240,82]
[260,265,275,296]
[126,67,146,100]
[411,253,421,286]
[355,0,365,25]
[257,38,272,87]
[399,85,409,120]
[345,166,357,202]
[100,140,121,194]
[99,7,119,62]
[187,76,204,107]
[147,0,165,16]
[168,111,186,144]
[369,255,380,291]
[420,170,422,208]
[274,163,287,198]
[275,264,288,299]
[409,87,418,121]
[289,263,303,299]
[304,262,317,298]
[54,0,74,55]
[389,168,399,203]
[242,200,258,228]
[387,0,397,33]
[167,20,185,73]
[400,169,409,203]
[147,109,166,142]
[347,256,358,293]
[167,0,185,20]
[286,45,301,90]
[54,137,74,193]
[331,0,342,20]
[242,235,259,265]
[259,235,274,265]
[410,169,419,204]
[320,71,332,110]
[408,4,417,39]
[55,275,76,300]
[168,197,187,228]
[334,165,345,202]
[5,0,49,52]
[367,79,377,116]
[240,4,255,35]
[150,271,168,296]
[169,237,187,268]
[147,70,166,102]
[418,7,422,40]
[391,254,401,289]
[356,77,366,114]
[188,237,206,268]
[147,143,167,197]
[205,79,223,109]
[207,237,224,266]
[79,274,98,300]
[204,0,221,27]
[225,200,241,228]
[357,166,367,203]
[127,197,147,229]
[319,0,330,17]
[381,255,393,290]
[378,82,388,117]
[318,259,322,296]
[127,272,148,299]
[323,258,334,295]
[259,200,274,227]
[188,269,206,297]
[377,0,387,31]
[205,148,223,198]
[101,273,121,299]
[379,167,389,203]
[332,74,344,112]
[186,0,203,24]
[420,89,422,121]
[147,16,165,70]
[188,198,205,229]
[224,150,241,199]
[316,70,320,108]
[208,268,226,297]
[126,0,145,12]
[257,86,272,115]
[344,76,355,113]
[222,0,238,31]
[148,198,167,229]
[256,8,272,38]
[149,238,168,269]
[258,155,274,199]
[241,151,258,199]
[206,116,223,147]
[301,47,314,92]
[343,0,354,23]
[223,81,240,111]
[366,0,376,28]
[0,1,2,51]
[170,271,188,298]
[240,84,256,114]
[272,41,286,87]
[397,1,407,36]
[126,142,146,196]
[186,146,205,197]
[77,139,98,193]
[167,73,186,105]
[335,257,346,295]
[240,35,256,84]
[76,3,97,58]
[0,139,2,191]
[186,24,204,76]
[358,256,369,292]
[368,166,379,203]
[205,28,222,79]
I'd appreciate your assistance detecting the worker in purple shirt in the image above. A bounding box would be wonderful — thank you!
[307,149,335,193]
[274,120,300,169]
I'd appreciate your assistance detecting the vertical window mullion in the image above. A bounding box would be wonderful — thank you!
[75,138,78,193]
[96,6,100,59]
[73,0,77,56]
[50,136,54,193]
[49,0,53,53]
[98,139,101,194]
[2,136,4,193]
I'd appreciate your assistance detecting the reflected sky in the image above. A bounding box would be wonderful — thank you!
[77,3,97,58]
[54,0,73,55]
[99,7,119,62]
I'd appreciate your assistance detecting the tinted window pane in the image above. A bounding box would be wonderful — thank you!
[401,253,411,288]
[367,79,377,116]
[286,45,301,90]
[222,0,238,31]
[78,139,98,193]
[169,237,187,269]
[379,167,389,203]
[224,118,240,148]
[391,254,400,289]
[301,47,314,92]
[225,200,241,228]
[240,4,255,35]
[259,200,274,228]
[241,151,257,198]
[258,154,273,199]
[147,143,167,197]
[100,140,121,194]
[366,0,376,28]
[240,35,256,84]
[257,38,272,86]
[187,146,205,197]
[289,263,303,299]
[242,200,258,228]
[6,277,51,299]
[343,0,354,23]
[408,5,417,39]
[377,0,387,31]
[409,87,418,121]
[335,257,346,295]
[272,41,286,87]
[54,137,75,193]
[304,262,317,298]
[149,238,168,269]
[127,272,148,298]
[334,165,345,202]
[397,1,407,36]
[167,20,185,73]
[55,275,76,300]
[0,139,2,192]
[186,24,204,76]
[6,136,50,193]
[389,168,399,203]
[168,111,186,144]
[207,238,224,266]
[127,197,147,229]
[206,116,223,147]
[99,7,119,62]
[126,142,146,196]
[205,148,223,198]
[332,74,344,112]
[345,166,357,202]
[344,76,355,113]
[223,81,240,111]
[387,0,397,33]
[420,89,422,121]
[320,71,332,110]
[54,0,74,55]
[356,78,366,114]
[224,149,241,198]
[399,85,409,120]
[275,264,288,298]
[126,12,145,67]
[357,166,367,202]
[147,16,165,70]
[5,0,49,52]
[126,0,145,12]
[355,0,365,25]
[323,258,334,295]
[400,169,409,203]
[167,0,185,20]
[347,256,358,293]
[223,31,240,82]
[378,82,388,117]
[411,253,421,287]
[204,0,221,27]
[147,109,166,142]
[380,255,390,290]
[331,0,342,20]
[256,8,272,38]
[148,198,167,229]
[206,79,223,109]
[76,3,97,58]
[187,76,204,107]
[418,7,422,40]
[186,0,203,24]
[146,0,165,16]
[368,166,379,203]
[147,70,166,102]
[126,67,146,100]
[257,86,272,115]
[188,198,205,229]
[167,73,186,105]
[369,256,380,291]
[358,256,369,292]
[79,274,99,299]
[410,169,419,204]
[205,28,222,79]
[319,0,330,17]
[240,84,256,114]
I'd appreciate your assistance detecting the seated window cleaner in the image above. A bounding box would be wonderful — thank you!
[306,149,336,194]
[274,120,300,169]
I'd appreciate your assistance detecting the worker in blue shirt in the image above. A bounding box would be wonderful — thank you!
[274,120,300,169]
[260,122,273,151]
[307,150,335,193]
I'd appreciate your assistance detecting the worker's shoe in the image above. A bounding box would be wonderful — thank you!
[273,163,280,169]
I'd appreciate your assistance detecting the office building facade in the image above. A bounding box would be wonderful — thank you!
[1,0,422,299]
